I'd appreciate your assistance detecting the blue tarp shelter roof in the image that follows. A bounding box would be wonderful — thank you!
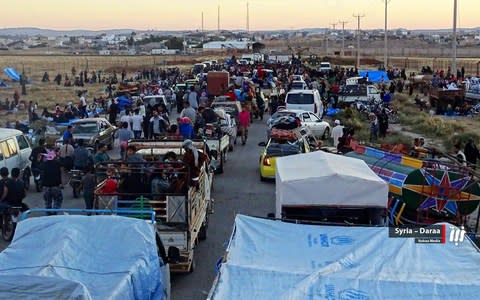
[0,215,167,300]
[209,215,480,300]
[359,70,389,83]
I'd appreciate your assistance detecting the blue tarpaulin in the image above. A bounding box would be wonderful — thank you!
[359,70,389,83]
[3,67,20,81]
[0,215,168,300]
[209,215,480,300]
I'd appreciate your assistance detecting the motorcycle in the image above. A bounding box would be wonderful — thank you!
[68,169,84,198]
[1,206,22,242]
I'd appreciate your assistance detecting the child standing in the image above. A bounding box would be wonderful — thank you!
[238,105,251,145]
[81,167,97,211]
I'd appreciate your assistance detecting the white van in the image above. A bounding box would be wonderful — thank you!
[0,128,32,182]
[285,90,324,118]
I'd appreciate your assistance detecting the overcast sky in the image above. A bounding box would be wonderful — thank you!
[1,0,477,31]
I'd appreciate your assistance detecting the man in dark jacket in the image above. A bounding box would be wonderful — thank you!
[42,151,63,215]
[464,139,480,169]
[0,168,17,213]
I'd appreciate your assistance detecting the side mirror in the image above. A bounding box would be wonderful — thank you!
[258,142,266,147]
[167,246,180,264]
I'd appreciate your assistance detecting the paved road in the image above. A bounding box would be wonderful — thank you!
[0,118,276,300]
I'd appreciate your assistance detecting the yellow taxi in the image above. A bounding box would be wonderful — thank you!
[259,128,313,181]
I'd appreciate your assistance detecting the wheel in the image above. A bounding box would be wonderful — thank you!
[2,214,16,242]
[189,255,196,273]
[322,127,330,140]
[199,220,208,241]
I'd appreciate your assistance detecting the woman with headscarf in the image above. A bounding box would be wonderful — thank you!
[182,139,208,186]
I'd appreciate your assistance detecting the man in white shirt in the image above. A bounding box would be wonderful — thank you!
[131,109,143,139]
[120,109,133,131]
[78,93,88,118]
[331,119,344,148]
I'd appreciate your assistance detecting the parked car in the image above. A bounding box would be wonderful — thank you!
[143,95,168,107]
[267,109,331,140]
[285,89,324,118]
[0,128,32,187]
[319,61,332,72]
[258,128,312,181]
[57,118,116,149]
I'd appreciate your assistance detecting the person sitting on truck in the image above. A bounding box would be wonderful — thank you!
[201,105,218,124]
[182,139,208,187]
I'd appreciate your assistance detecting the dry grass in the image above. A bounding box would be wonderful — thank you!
[0,54,217,124]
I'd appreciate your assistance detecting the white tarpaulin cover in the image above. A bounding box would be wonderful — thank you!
[276,151,388,217]
[209,215,480,300]
[0,215,167,300]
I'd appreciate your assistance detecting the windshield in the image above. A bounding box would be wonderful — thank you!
[291,83,305,90]
[320,63,330,68]
[266,140,302,156]
[73,123,98,135]
[286,93,314,104]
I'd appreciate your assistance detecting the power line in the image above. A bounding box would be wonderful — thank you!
[339,21,349,57]
[353,13,365,68]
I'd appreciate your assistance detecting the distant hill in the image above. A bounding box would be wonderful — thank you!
[0,27,181,37]
[0,27,478,37]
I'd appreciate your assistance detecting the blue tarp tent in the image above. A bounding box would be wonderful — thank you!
[117,95,132,111]
[0,215,168,300]
[3,67,20,81]
[359,70,389,83]
[0,79,8,88]
[209,215,480,300]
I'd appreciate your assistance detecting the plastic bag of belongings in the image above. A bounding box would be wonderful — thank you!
[269,128,299,141]
[270,115,301,130]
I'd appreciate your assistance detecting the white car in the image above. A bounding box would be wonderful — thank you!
[267,109,331,140]
[290,80,308,90]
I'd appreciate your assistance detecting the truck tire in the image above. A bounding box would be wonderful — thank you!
[217,152,224,174]
[199,218,208,241]
[189,255,196,273]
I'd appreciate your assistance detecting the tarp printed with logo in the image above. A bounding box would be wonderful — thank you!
[209,215,480,300]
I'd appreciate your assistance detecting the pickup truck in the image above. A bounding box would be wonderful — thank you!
[96,139,214,273]
[0,209,177,299]
[338,84,382,104]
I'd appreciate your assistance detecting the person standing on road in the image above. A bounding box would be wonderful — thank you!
[78,93,88,118]
[73,140,93,171]
[369,113,378,142]
[11,168,28,211]
[59,140,75,171]
[81,167,96,211]
[94,144,110,165]
[331,119,344,148]
[180,101,196,124]
[109,99,119,125]
[187,86,199,110]
[149,111,166,139]
[239,105,251,145]
[63,125,74,145]
[115,122,134,159]
[131,109,143,139]
[42,151,63,215]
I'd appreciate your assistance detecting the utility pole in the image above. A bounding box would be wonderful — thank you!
[330,23,337,55]
[201,11,204,33]
[452,0,458,76]
[339,21,348,56]
[217,5,220,32]
[384,0,391,69]
[353,13,365,68]
[324,28,328,56]
[246,2,250,33]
